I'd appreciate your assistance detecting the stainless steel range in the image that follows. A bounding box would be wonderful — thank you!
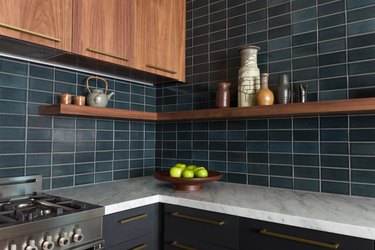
[0,176,104,250]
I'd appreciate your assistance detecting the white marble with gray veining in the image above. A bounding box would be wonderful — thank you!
[48,176,375,240]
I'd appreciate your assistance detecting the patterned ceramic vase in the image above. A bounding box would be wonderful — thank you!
[238,45,261,107]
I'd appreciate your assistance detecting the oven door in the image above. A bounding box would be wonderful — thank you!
[70,240,104,250]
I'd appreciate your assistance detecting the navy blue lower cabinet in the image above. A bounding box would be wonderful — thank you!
[103,203,374,250]
[164,232,232,250]
[163,204,239,249]
[239,218,374,250]
[103,204,160,250]
[106,233,154,250]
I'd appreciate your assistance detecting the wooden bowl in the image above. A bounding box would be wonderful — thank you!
[154,171,223,191]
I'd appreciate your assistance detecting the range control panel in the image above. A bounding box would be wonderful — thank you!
[2,218,101,250]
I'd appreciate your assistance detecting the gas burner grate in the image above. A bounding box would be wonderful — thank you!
[0,193,88,226]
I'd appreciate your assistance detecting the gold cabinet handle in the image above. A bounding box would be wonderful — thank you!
[87,48,129,62]
[0,22,61,42]
[117,213,148,224]
[171,212,224,226]
[145,64,176,74]
[259,229,340,249]
[170,241,196,250]
[129,243,147,250]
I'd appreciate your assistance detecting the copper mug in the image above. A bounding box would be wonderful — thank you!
[60,93,72,104]
[74,96,86,106]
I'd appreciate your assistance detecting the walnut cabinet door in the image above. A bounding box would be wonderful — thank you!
[0,0,72,51]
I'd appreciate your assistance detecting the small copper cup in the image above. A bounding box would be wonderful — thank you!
[74,96,86,106]
[216,82,231,108]
[60,93,72,104]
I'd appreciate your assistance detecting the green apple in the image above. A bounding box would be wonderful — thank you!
[186,165,196,171]
[173,163,186,170]
[195,168,208,178]
[194,166,205,174]
[182,169,194,178]
[170,166,183,178]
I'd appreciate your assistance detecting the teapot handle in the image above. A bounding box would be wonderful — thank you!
[86,76,108,94]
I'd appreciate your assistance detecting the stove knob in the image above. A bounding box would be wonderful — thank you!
[73,228,84,243]
[25,240,38,250]
[58,232,70,247]
[42,236,54,250]
[10,244,17,250]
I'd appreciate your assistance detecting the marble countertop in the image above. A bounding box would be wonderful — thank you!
[49,176,375,240]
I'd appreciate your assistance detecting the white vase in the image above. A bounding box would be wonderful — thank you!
[238,45,261,107]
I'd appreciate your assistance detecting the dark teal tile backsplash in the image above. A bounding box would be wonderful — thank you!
[0,56,156,190]
[155,0,375,198]
[2,0,375,198]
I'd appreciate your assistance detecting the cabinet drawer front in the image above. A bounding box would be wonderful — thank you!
[164,232,232,250]
[239,218,374,250]
[106,233,155,250]
[103,204,157,248]
[164,204,239,249]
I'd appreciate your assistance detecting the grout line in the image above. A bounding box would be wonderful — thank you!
[291,116,295,190]
[49,67,56,190]
[318,114,322,193]
[344,0,352,195]
[23,61,30,177]
[72,72,78,187]
[267,118,270,187]
[348,114,352,195]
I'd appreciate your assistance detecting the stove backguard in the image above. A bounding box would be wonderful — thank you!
[0,176,42,199]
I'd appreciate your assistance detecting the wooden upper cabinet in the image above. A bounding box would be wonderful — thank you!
[131,0,154,73]
[72,0,135,67]
[74,0,186,82]
[0,0,72,51]
[0,0,186,82]
[137,0,186,82]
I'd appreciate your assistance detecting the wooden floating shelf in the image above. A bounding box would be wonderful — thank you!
[39,98,375,122]
[158,98,375,121]
[39,104,157,121]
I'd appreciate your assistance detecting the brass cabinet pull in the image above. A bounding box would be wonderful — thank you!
[259,229,340,249]
[129,243,147,250]
[117,213,148,224]
[170,241,196,250]
[0,22,61,42]
[145,64,176,74]
[86,48,129,62]
[171,212,224,226]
